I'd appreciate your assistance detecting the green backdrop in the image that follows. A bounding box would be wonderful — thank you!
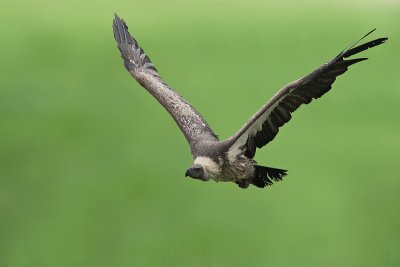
[1,0,399,266]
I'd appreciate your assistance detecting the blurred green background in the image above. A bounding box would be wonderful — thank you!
[1,0,399,266]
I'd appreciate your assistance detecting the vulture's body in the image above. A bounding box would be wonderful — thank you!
[112,14,387,189]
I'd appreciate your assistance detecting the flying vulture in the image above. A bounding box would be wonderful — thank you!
[112,14,387,189]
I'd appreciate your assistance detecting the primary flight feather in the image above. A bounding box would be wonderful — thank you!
[112,14,387,189]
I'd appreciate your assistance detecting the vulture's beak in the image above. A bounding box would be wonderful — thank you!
[185,169,190,177]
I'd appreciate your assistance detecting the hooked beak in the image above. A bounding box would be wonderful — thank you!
[185,169,190,177]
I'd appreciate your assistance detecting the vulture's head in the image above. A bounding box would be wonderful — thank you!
[185,164,208,181]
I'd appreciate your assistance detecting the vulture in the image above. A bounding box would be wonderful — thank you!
[112,14,387,189]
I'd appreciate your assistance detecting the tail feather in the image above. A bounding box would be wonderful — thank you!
[251,165,287,188]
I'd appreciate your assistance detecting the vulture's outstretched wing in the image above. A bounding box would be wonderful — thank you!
[113,14,218,146]
[227,30,387,159]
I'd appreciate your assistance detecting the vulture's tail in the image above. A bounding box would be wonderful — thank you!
[251,165,287,188]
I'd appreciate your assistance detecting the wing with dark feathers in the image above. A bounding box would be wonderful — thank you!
[227,30,387,159]
[112,14,218,146]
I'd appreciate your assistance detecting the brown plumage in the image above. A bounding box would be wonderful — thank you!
[113,14,387,189]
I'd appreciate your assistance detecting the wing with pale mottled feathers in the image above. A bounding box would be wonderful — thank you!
[227,30,387,159]
[113,14,218,146]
